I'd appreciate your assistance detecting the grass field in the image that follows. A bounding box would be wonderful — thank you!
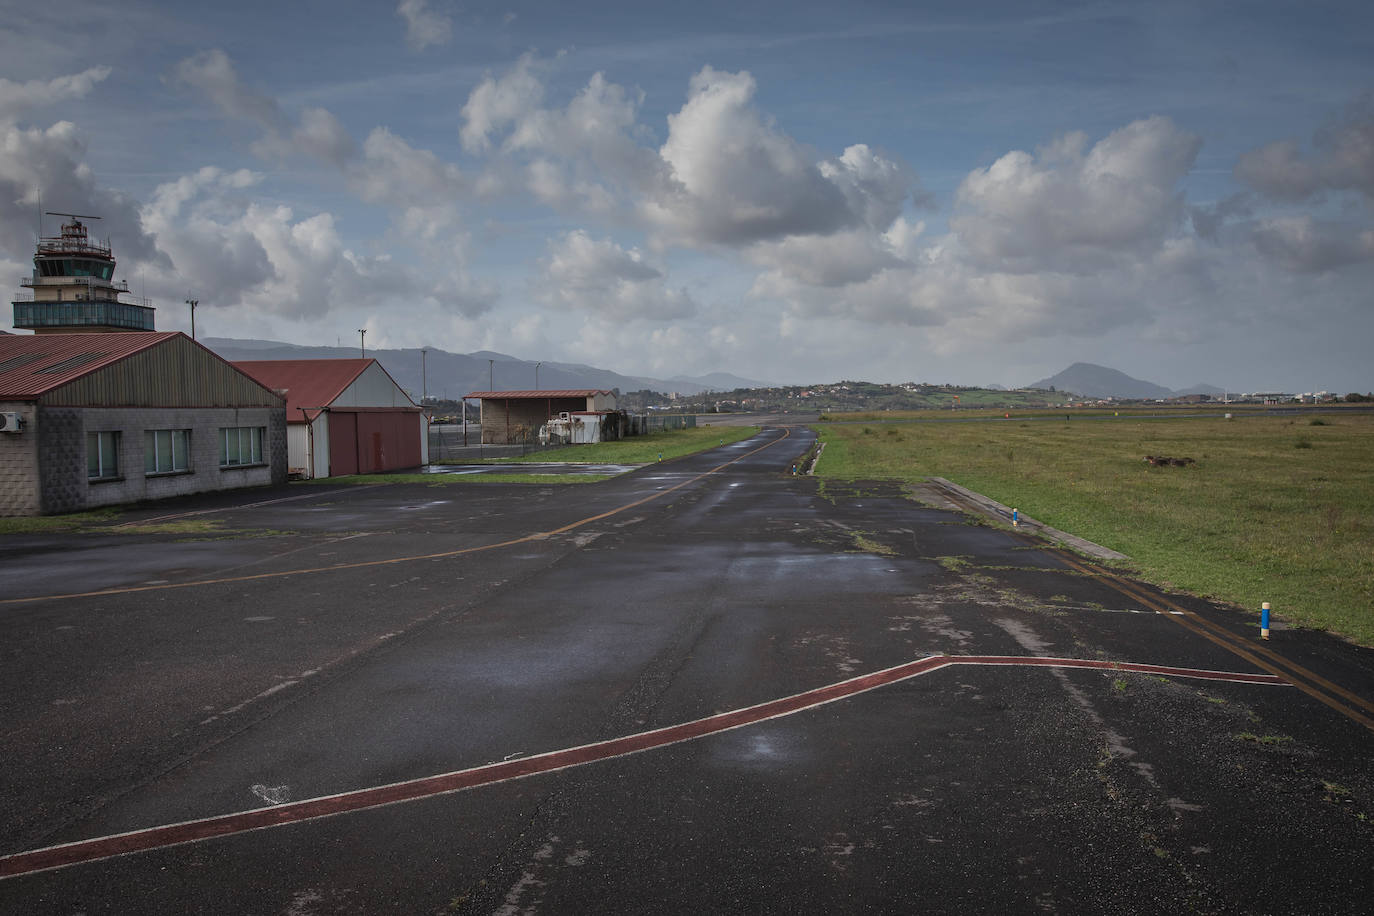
[815,413,1374,645]
[473,425,759,465]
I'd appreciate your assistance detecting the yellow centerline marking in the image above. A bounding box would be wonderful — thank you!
[2,429,793,606]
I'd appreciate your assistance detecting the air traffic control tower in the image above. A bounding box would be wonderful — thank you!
[11,213,155,333]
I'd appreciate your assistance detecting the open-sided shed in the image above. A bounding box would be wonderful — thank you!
[465,389,618,444]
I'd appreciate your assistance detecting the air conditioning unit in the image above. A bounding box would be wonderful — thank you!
[0,412,22,433]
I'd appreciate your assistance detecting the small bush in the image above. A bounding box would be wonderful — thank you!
[1309,418,1328,426]
[1295,438,1313,449]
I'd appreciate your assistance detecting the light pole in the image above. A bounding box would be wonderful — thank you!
[535,361,542,389]
[358,329,366,358]
[488,358,494,391]
[185,298,198,340]
[421,347,428,401]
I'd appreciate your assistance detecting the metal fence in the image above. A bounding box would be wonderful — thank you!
[645,413,697,431]
[427,413,699,462]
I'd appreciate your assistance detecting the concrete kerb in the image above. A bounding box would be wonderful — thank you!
[927,477,1129,562]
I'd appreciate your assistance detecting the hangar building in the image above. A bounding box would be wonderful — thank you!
[234,359,427,478]
[0,332,287,516]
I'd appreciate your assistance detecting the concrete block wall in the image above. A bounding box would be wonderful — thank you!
[36,407,86,515]
[0,402,41,516]
[6,406,289,516]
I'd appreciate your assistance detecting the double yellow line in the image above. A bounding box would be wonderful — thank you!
[1051,550,1374,732]
[931,483,1372,732]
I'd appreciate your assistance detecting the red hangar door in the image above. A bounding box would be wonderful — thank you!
[327,410,421,476]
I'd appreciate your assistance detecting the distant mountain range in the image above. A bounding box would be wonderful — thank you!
[201,338,770,400]
[1028,362,1225,400]
[201,340,1225,403]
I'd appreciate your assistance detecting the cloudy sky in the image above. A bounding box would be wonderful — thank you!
[2,0,1371,392]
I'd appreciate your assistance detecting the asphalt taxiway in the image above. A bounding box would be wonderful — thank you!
[1,428,1370,913]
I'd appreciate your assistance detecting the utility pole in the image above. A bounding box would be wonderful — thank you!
[358,329,366,358]
[421,347,429,401]
[185,298,198,340]
[535,361,542,389]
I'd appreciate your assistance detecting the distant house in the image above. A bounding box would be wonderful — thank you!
[0,332,286,516]
[234,359,427,478]
[466,390,619,444]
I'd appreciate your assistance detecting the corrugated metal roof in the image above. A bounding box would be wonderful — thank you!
[464,390,614,399]
[233,359,375,418]
[0,332,180,399]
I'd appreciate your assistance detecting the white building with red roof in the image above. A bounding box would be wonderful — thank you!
[233,359,427,478]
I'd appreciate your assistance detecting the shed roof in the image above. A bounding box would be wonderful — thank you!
[0,332,182,399]
[233,358,378,418]
[232,359,370,417]
[465,389,614,399]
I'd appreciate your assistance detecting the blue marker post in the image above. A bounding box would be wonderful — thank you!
[1012,508,1019,527]
[1260,601,1271,639]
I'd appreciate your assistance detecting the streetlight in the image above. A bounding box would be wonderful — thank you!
[535,361,542,389]
[488,358,494,391]
[358,329,366,358]
[421,347,428,401]
[185,298,198,340]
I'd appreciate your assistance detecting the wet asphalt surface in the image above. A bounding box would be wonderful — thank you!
[1,428,1371,914]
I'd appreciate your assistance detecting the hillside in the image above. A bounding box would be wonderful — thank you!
[1029,362,1176,399]
[201,338,757,400]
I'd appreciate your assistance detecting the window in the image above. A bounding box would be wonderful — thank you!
[87,431,119,479]
[220,426,264,467]
[145,429,190,474]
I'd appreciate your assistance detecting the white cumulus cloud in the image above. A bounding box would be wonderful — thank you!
[0,117,161,265]
[951,115,1202,271]
[643,67,854,246]
[537,230,696,321]
[0,66,111,122]
[1251,216,1374,273]
[1236,92,1374,203]
[397,0,452,51]
[460,52,546,153]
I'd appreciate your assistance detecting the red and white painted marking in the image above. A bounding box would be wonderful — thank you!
[0,655,1287,880]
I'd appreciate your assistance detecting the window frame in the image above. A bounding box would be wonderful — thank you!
[219,426,265,468]
[144,428,191,476]
[86,430,121,481]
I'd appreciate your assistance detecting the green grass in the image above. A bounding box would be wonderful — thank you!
[815,413,1374,645]
[0,507,122,533]
[476,426,759,465]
